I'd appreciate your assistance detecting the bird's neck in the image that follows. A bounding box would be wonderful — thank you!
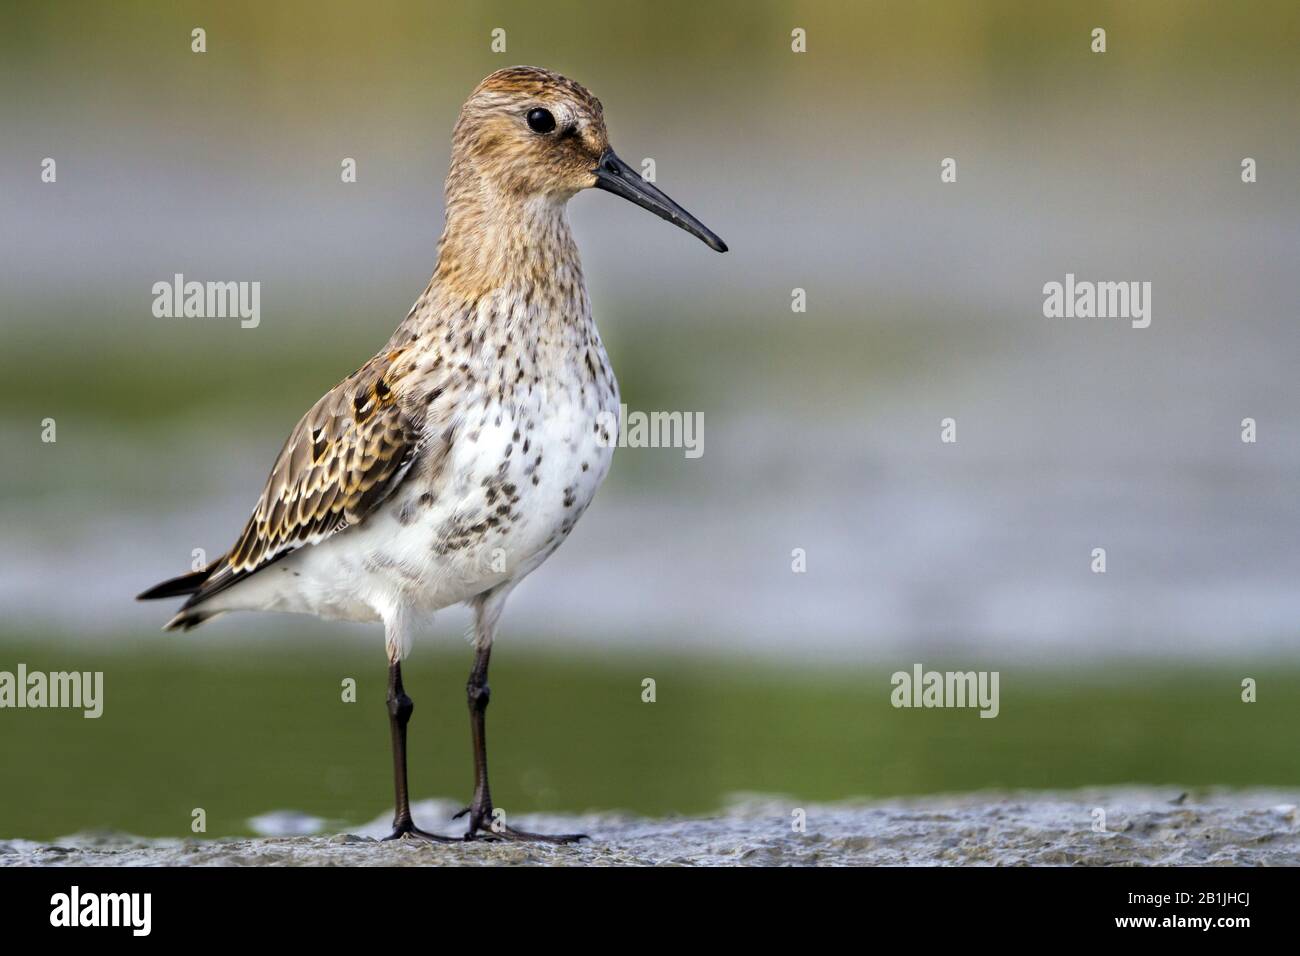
[432,176,582,302]
[393,175,591,352]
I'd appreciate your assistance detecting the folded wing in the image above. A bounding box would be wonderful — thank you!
[141,347,429,628]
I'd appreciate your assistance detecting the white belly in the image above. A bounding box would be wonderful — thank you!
[236,379,618,622]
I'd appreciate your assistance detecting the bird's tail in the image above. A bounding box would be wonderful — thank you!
[137,568,211,601]
[160,608,223,632]
[137,563,224,632]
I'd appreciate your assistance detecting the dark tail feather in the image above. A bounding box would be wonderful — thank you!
[139,555,239,632]
[137,567,213,601]
[162,608,222,632]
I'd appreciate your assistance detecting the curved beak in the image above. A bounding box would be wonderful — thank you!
[592,149,728,253]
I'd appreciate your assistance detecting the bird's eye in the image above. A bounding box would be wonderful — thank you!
[526,107,556,134]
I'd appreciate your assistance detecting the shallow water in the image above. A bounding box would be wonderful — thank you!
[5,789,1297,866]
[5,640,1298,841]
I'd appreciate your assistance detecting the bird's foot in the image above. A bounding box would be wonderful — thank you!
[383,815,457,843]
[453,802,588,844]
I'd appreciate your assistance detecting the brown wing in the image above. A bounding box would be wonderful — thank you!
[180,347,427,609]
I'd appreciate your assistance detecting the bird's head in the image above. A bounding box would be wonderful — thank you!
[449,66,727,252]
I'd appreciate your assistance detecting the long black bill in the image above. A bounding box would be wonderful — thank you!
[592,149,728,253]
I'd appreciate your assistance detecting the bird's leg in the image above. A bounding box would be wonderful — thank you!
[455,643,587,844]
[382,659,453,843]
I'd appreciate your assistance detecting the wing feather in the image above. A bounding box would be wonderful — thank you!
[180,347,428,609]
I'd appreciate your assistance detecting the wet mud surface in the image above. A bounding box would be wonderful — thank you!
[4,789,1297,866]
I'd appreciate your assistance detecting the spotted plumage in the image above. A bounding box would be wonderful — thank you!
[138,66,726,843]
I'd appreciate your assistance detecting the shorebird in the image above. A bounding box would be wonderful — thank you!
[138,66,726,843]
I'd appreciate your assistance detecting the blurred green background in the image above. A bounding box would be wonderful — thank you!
[2,1,1298,838]
[4,638,1296,840]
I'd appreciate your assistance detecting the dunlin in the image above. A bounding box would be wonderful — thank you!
[139,66,726,842]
